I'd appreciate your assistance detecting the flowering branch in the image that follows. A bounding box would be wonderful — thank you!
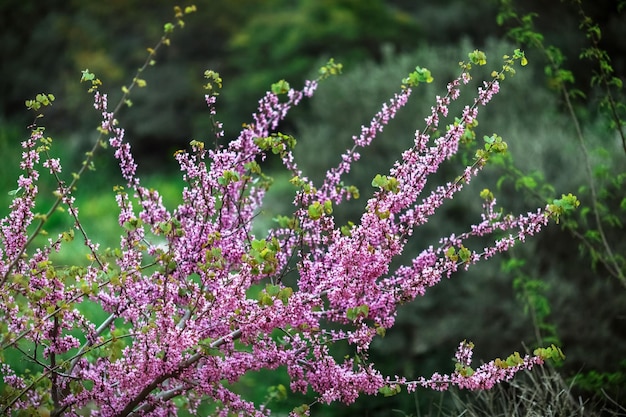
[0,8,575,416]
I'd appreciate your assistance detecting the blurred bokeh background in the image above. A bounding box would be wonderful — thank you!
[1,0,625,415]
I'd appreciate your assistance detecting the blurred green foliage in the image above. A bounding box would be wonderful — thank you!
[225,0,420,133]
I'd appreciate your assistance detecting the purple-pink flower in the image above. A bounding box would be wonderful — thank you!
[0,50,562,416]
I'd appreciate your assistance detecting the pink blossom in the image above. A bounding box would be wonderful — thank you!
[0,54,559,416]
[43,158,62,174]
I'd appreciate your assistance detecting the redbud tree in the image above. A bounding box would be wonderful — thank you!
[1,6,575,417]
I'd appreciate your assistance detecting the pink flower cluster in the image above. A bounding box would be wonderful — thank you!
[1,57,560,416]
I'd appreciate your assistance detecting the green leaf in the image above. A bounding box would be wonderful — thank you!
[164,22,175,33]
[323,200,333,215]
[271,79,290,95]
[550,193,580,212]
[8,187,22,196]
[289,175,304,187]
[278,287,293,304]
[61,230,75,242]
[505,351,524,367]
[123,218,143,231]
[158,221,172,234]
[515,176,537,190]
[292,404,310,417]
[319,58,343,80]
[308,201,323,220]
[273,215,292,228]
[203,70,223,93]
[480,188,494,201]
[346,304,369,321]
[340,221,355,237]
[347,185,360,199]
[483,134,507,154]
[218,170,240,186]
[371,174,386,188]
[371,174,399,193]
[251,239,267,252]
[584,230,601,243]
[259,293,273,306]
[458,246,471,262]
[402,66,433,88]
[378,384,401,397]
[265,283,280,297]
[80,69,95,82]
[469,49,487,66]
[445,247,458,262]
[455,363,475,377]
[533,344,565,363]
[266,384,288,402]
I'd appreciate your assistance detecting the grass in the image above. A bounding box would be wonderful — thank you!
[443,365,626,417]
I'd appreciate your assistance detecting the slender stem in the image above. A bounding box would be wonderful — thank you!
[560,83,625,284]
[503,5,625,285]
[120,328,243,417]
[68,313,117,374]
[1,333,135,415]
[1,30,171,286]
